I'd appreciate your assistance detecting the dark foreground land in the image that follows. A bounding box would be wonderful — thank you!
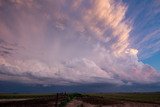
[0,92,160,107]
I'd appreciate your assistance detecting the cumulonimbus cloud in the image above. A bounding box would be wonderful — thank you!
[0,0,159,85]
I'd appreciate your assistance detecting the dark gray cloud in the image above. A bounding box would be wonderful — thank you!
[0,81,160,93]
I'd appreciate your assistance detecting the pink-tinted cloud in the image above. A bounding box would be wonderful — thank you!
[0,0,159,85]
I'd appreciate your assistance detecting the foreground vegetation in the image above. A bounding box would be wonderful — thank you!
[0,93,55,99]
[0,92,160,107]
[86,92,160,104]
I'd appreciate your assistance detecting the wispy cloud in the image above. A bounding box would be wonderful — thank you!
[127,0,160,59]
[0,0,159,85]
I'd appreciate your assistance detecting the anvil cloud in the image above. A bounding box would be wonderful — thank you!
[0,0,159,85]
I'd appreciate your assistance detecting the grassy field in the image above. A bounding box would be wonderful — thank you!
[0,93,55,99]
[85,92,160,104]
[0,92,160,107]
[0,93,79,107]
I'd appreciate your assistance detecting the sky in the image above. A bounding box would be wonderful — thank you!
[0,0,160,92]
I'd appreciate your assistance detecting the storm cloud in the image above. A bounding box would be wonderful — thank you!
[0,0,159,86]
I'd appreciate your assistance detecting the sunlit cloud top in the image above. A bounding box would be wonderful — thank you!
[0,0,160,85]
